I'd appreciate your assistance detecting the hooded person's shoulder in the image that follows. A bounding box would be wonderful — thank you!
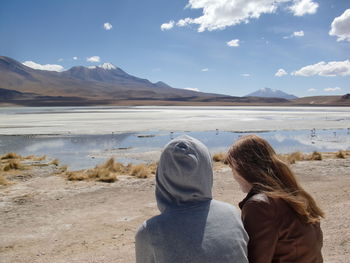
[210,199,241,216]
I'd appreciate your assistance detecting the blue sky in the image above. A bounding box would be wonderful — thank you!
[0,0,349,97]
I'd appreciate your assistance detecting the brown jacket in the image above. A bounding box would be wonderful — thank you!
[239,190,323,263]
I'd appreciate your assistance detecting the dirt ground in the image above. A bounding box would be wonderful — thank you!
[0,158,349,263]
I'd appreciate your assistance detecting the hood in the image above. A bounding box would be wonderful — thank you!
[156,135,213,213]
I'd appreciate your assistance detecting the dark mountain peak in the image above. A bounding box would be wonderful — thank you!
[245,87,297,100]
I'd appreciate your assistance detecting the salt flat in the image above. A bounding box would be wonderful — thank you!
[0,106,350,135]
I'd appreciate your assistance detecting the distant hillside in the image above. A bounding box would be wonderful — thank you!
[246,88,297,100]
[0,56,349,107]
[291,94,350,106]
[0,56,223,102]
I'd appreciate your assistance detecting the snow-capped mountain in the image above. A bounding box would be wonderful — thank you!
[245,88,297,100]
[0,56,223,101]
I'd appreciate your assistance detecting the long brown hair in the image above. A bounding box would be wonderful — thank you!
[226,134,324,224]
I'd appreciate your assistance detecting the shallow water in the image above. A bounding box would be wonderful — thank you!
[0,129,349,170]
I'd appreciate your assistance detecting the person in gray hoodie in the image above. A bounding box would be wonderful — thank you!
[135,135,248,263]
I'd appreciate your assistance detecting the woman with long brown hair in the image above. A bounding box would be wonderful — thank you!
[226,134,324,263]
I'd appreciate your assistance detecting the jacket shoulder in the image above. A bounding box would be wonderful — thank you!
[242,193,278,220]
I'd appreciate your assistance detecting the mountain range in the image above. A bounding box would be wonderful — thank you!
[245,88,298,100]
[0,56,349,106]
[0,56,219,100]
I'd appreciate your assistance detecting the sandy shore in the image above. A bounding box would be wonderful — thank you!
[0,157,349,263]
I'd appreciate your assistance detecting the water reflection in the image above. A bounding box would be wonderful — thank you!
[0,128,349,170]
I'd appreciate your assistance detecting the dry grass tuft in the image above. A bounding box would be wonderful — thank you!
[310,151,322,161]
[50,159,60,166]
[65,158,157,182]
[24,155,35,160]
[130,164,151,178]
[336,150,345,159]
[212,153,227,163]
[1,152,21,160]
[99,158,128,173]
[34,155,46,161]
[280,151,305,164]
[0,175,8,186]
[2,160,22,171]
[58,165,68,172]
[66,158,119,183]
[148,162,158,175]
[67,168,117,183]
[66,171,88,181]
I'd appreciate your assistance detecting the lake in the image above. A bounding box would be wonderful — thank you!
[0,106,349,169]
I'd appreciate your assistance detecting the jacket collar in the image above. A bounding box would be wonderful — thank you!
[239,187,260,209]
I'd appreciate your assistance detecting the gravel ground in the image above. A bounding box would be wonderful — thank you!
[0,158,349,263]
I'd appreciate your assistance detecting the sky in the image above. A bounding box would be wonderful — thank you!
[0,0,349,97]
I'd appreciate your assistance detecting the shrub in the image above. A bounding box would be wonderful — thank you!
[100,158,128,173]
[67,163,117,183]
[212,153,226,163]
[336,150,345,159]
[2,160,21,171]
[66,171,88,181]
[148,162,158,175]
[131,164,150,178]
[285,151,304,164]
[310,151,322,161]
[1,152,20,160]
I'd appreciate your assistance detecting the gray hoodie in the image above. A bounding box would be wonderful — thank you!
[135,135,248,263]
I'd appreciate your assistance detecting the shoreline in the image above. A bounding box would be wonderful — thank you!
[0,126,349,136]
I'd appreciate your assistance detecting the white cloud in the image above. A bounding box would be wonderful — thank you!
[284,30,304,39]
[227,39,240,47]
[184,87,200,92]
[275,68,288,77]
[329,9,350,42]
[87,56,100,63]
[292,60,350,77]
[241,73,251,77]
[324,87,341,92]
[289,0,319,16]
[22,61,64,72]
[103,22,113,30]
[308,88,317,92]
[73,56,78,60]
[161,21,175,31]
[201,68,209,72]
[179,0,288,32]
[177,18,193,27]
[293,30,304,37]
[171,0,317,33]
[58,58,64,62]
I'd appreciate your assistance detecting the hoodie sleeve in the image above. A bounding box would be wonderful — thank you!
[135,222,155,263]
